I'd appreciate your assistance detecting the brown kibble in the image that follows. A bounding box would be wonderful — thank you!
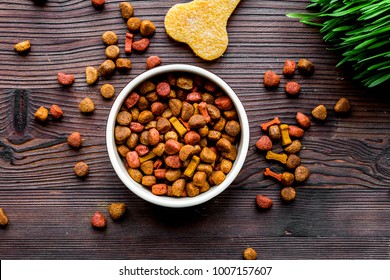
[296,112,311,129]
[127,17,141,32]
[188,115,206,129]
[67,132,82,148]
[100,84,115,99]
[105,45,120,60]
[79,97,95,113]
[115,126,131,142]
[132,38,150,52]
[193,171,207,187]
[285,81,300,96]
[268,124,281,141]
[74,161,89,177]
[263,70,280,88]
[116,58,132,72]
[116,111,132,125]
[186,182,200,197]
[0,208,9,226]
[281,187,296,202]
[312,104,327,121]
[284,139,302,154]
[34,106,49,122]
[255,135,272,151]
[102,31,118,45]
[295,165,310,183]
[14,40,31,53]
[281,172,295,187]
[57,72,75,86]
[225,120,241,137]
[298,59,315,76]
[334,97,351,114]
[146,56,162,69]
[140,20,156,37]
[85,66,99,85]
[108,203,127,220]
[50,104,63,119]
[243,247,257,260]
[128,168,142,182]
[91,211,106,229]
[283,59,296,76]
[255,194,273,210]
[286,154,301,170]
[210,171,225,185]
[99,59,116,77]
[119,2,133,20]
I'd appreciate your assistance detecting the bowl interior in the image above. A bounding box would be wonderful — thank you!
[106,64,249,207]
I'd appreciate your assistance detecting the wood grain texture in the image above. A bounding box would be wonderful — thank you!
[0,0,389,259]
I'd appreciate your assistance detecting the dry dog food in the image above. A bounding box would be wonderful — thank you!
[102,31,118,45]
[298,58,315,76]
[285,81,300,96]
[140,20,156,37]
[263,70,280,88]
[242,247,257,260]
[50,104,64,119]
[311,104,327,121]
[14,40,31,53]
[85,66,99,85]
[127,17,142,32]
[67,132,82,148]
[115,72,241,197]
[119,2,133,20]
[34,106,49,122]
[0,208,9,226]
[74,162,89,177]
[164,0,241,61]
[255,194,273,210]
[57,72,75,86]
[100,84,115,99]
[283,59,296,76]
[334,97,351,113]
[146,56,162,69]
[79,98,95,113]
[108,203,127,220]
[91,211,106,229]
[105,45,120,60]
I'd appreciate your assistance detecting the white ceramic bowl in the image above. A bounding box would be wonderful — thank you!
[106,64,249,208]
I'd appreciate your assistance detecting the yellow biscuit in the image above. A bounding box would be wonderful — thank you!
[164,0,240,61]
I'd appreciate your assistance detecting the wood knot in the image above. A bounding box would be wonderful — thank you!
[376,145,390,178]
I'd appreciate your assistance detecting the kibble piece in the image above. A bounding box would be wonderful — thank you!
[334,97,351,114]
[57,72,75,86]
[176,76,193,90]
[255,194,273,210]
[102,31,118,45]
[50,104,64,119]
[91,211,106,229]
[283,59,296,76]
[263,70,280,88]
[298,59,315,76]
[268,124,281,141]
[243,247,257,260]
[186,182,200,197]
[14,40,31,53]
[255,135,272,151]
[132,38,150,52]
[108,202,127,220]
[85,66,99,85]
[295,165,310,183]
[281,187,296,202]
[286,154,301,170]
[67,132,82,148]
[115,126,131,142]
[296,112,311,129]
[127,17,141,32]
[128,168,142,183]
[119,2,133,19]
[281,172,295,187]
[34,106,49,122]
[99,59,116,77]
[225,120,240,137]
[140,20,156,37]
[285,81,300,96]
[288,125,304,138]
[210,171,225,186]
[312,104,327,121]
[79,97,95,113]
[105,45,120,60]
[116,58,132,72]
[0,208,9,226]
[74,161,89,177]
[100,84,115,99]
[284,139,302,154]
[146,56,162,69]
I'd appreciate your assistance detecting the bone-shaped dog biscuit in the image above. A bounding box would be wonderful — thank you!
[164,0,240,61]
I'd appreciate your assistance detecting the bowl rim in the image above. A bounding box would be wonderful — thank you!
[106,64,249,208]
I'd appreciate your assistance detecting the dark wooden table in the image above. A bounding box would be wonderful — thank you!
[1,0,389,259]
